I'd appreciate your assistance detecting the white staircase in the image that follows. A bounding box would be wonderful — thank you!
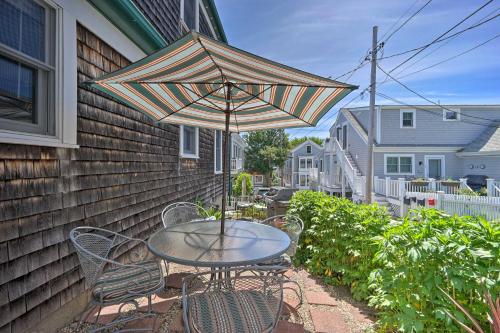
[333,139,366,198]
[373,194,396,216]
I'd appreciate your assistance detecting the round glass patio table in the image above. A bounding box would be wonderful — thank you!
[147,220,291,267]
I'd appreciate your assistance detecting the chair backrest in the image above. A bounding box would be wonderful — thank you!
[70,227,121,286]
[261,215,304,257]
[161,202,206,228]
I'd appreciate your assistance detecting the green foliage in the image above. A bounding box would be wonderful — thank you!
[232,172,253,196]
[458,187,478,196]
[202,207,222,220]
[243,130,289,185]
[288,191,500,332]
[289,136,324,148]
[288,190,391,300]
[369,209,499,332]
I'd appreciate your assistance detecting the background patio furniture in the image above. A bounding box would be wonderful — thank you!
[161,202,211,228]
[70,227,165,332]
[259,215,305,306]
[148,220,291,268]
[182,266,284,333]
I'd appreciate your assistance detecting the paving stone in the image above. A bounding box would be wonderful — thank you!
[305,291,338,306]
[284,269,295,278]
[310,309,348,333]
[165,273,190,289]
[85,305,120,325]
[122,316,160,332]
[169,311,184,332]
[275,320,305,333]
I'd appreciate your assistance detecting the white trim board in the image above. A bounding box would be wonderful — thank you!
[373,146,460,153]
[424,155,445,179]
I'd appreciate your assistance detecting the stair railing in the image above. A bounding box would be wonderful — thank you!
[334,138,365,196]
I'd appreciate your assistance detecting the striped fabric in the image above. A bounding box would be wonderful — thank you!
[88,31,356,132]
[93,260,162,303]
[189,290,278,333]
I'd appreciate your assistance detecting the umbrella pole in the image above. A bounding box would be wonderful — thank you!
[220,83,231,235]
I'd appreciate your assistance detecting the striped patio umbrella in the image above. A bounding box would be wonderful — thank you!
[87,31,357,233]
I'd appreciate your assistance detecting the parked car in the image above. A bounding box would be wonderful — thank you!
[465,175,489,191]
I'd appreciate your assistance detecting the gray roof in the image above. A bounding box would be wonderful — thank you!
[461,122,500,153]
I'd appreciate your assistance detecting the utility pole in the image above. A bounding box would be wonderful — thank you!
[365,26,378,204]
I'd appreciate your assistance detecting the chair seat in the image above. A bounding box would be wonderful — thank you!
[258,253,292,268]
[189,290,278,333]
[92,260,163,303]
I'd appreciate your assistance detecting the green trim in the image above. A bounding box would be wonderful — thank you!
[202,0,228,43]
[87,0,167,54]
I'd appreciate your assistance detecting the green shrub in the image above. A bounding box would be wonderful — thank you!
[369,209,500,332]
[232,172,253,196]
[288,191,500,332]
[288,190,391,300]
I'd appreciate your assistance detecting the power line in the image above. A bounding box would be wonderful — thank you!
[377,64,500,122]
[388,0,494,73]
[376,92,499,128]
[379,0,421,41]
[397,33,500,79]
[379,9,500,61]
[382,0,433,43]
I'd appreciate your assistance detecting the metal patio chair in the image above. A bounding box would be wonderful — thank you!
[259,215,305,306]
[161,202,212,228]
[182,266,284,333]
[70,227,165,332]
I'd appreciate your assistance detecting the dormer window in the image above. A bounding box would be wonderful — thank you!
[182,0,197,31]
[400,110,415,128]
[306,145,312,154]
[443,108,460,121]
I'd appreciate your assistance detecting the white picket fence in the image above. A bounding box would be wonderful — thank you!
[406,191,500,221]
[488,179,500,197]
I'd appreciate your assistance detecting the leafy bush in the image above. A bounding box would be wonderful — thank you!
[288,190,391,300]
[288,191,500,332]
[232,172,253,196]
[369,209,499,332]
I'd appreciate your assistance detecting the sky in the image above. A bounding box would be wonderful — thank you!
[214,0,500,138]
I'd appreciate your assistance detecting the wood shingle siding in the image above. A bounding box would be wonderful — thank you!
[133,0,182,44]
[0,24,222,332]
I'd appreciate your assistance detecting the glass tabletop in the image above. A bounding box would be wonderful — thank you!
[147,220,291,267]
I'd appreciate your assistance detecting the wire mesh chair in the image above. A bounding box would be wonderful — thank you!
[258,215,304,306]
[70,227,165,332]
[161,202,212,228]
[182,266,284,333]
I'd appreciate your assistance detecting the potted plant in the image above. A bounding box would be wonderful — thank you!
[442,178,460,187]
[411,178,429,186]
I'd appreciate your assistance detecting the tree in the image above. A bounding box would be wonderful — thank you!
[244,129,289,186]
[289,136,324,148]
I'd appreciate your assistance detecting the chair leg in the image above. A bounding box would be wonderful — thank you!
[76,302,96,331]
[284,278,303,307]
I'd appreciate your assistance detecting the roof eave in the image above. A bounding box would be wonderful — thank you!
[87,0,167,54]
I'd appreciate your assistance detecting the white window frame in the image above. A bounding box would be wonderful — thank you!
[443,108,461,121]
[306,145,312,154]
[214,129,222,173]
[0,0,79,148]
[400,109,416,128]
[384,154,415,176]
[253,175,263,184]
[179,125,199,158]
[298,157,314,170]
[180,0,200,32]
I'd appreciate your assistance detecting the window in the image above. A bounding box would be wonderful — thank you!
[336,127,341,141]
[0,0,56,135]
[299,157,313,170]
[180,125,199,158]
[400,110,415,128]
[182,0,197,31]
[214,130,222,173]
[306,145,311,154]
[299,174,307,187]
[319,159,323,172]
[385,154,414,175]
[253,175,263,184]
[443,108,460,121]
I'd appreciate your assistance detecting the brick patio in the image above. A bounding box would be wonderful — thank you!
[60,264,376,333]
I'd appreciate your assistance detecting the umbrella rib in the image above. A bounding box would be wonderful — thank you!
[231,84,314,127]
[181,84,225,111]
[156,83,224,122]
[231,85,274,113]
[196,36,226,84]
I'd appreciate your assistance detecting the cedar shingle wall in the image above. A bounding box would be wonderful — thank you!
[133,0,181,44]
[0,24,222,333]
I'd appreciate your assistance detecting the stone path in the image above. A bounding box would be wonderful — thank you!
[60,264,376,333]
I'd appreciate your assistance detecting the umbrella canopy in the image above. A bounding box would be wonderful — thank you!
[86,31,357,233]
